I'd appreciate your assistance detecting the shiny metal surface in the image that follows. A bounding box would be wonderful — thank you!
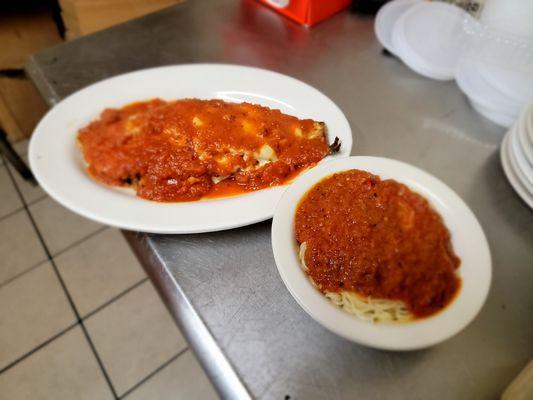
[27,0,533,399]
[123,231,251,399]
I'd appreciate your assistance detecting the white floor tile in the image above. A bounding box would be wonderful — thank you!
[0,211,47,285]
[125,350,219,400]
[0,165,23,219]
[29,197,102,255]
[7,154,47,205]
[55,228,146,317]
[85,281,187,396]
[0,326,114,400]
[0,262,77,370]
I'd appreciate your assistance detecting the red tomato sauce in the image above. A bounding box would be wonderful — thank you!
[295,169,461,318]
[204,167,311,199]
[77,99,330,202]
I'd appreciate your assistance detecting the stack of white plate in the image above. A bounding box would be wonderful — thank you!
[500,104,533,209]
[375,0,533,128]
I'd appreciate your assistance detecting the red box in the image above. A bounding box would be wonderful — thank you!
[257,0,352,27]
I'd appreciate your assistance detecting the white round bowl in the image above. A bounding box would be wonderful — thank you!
[271,156,492,351]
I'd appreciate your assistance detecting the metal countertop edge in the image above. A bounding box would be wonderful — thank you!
[25,59,252,400]
[123,231,252,400]
[26,56,61,107]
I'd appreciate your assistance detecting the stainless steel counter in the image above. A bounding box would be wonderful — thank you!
[27,0,533,399]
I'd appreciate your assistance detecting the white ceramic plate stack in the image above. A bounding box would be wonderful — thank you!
[457,28,533,128]
[500,104,533,209]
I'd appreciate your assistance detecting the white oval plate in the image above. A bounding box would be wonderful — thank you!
[272,156,491,351]
[29,64,352,233]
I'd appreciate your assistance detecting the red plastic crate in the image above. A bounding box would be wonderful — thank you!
[257,0,352,27]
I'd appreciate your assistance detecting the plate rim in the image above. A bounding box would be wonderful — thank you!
[517,105,533,164]
[374,0,421,55]
[509,125,533,187]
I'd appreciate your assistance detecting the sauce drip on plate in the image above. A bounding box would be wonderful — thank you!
[295,169,461,318]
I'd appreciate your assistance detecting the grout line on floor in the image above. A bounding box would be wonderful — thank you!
[0,206,25,223]
[51,225,109,258]
[23,194,47,207]
[78,321,120,399]
[4,165,120,400]
[4,160,180,399]
[119,348,189,399]
[4,165,48,206]
[24,193,48,206]
[0,322,78,374]
[0,258,50,290]
[82,277,149,320]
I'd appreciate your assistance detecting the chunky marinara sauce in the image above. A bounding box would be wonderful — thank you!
[77,99,330,202]
[295,169,461,318]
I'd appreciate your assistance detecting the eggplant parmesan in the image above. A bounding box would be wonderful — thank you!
[77,99,340,202]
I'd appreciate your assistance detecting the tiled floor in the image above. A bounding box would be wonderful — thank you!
[0,140,219,399]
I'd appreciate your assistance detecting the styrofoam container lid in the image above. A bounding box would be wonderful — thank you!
[456,57,522,117]
[480,62,533,106]
[392,10,450,80]
[463,25,533,105]
[480,0,533,39]
[527,106,533,144]
[398,2,473,80]
[469,97,515,128]
[375,0,422,55]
